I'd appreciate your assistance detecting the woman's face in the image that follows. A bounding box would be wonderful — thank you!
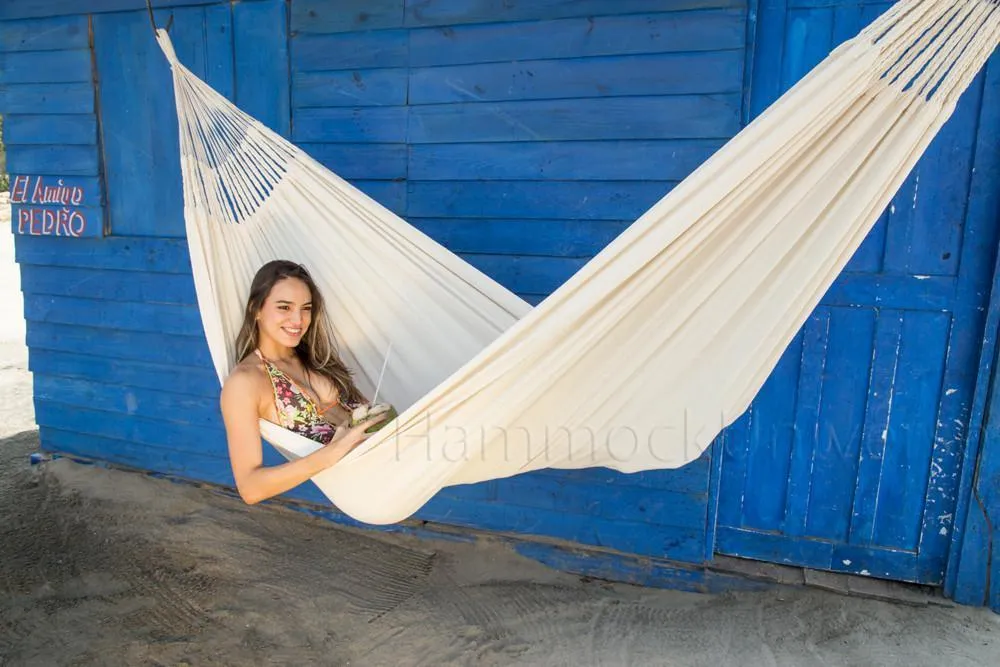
[257,277,313,348]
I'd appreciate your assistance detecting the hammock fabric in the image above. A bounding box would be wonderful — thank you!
[156,0,1000,525]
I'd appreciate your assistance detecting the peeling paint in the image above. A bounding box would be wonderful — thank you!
[945,388,957,396]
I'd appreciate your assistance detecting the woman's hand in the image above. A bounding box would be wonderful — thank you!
[325,411,392,458]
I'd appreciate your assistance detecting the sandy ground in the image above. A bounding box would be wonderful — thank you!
[1,207,999,666]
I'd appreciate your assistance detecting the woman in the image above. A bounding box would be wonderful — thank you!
[220,260,390,504]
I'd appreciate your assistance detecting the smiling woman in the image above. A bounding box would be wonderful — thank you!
[219,260,392,504]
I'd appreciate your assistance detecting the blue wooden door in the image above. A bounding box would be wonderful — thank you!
[714,0,1000,584]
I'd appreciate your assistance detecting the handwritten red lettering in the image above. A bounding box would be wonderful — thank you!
[16,207,87,237]
[68,210,85,236]
[26,176,85,206]
[10,176,30,204]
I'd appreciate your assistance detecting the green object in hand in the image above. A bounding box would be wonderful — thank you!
[351,404,398,434]
[365,405,397,434]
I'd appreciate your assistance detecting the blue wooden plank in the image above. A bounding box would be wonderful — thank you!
[292,30,408,71]
[35,374,220,428]
[3,114,97,144]
[882,95,979,277]
[782,309,830,537]
[40,427,235,490]
[495,475,708,531]
[6,145,99,175]
[781,8,833,88]
[353,180,407,214]
[11,204,103,238]
[925,74,1000,589]
[916,307,987,577]
[434,481,495,502]
[716,411,752,527]
[14,235,191,272]
[291,0,404,33]
[35,402,228,458]
[407,181,673,220]
[829,544,919,583]
[822,274,955,311]
[873,312,950,552]
[24,294,204,336]
[234,0,289,138]
[849,310,903,546]
[27,321,213,368]
[302,143,407,180]
[405,0,745,27]
[790,0,891,9]
[93,11,182,238]
[409,51,743,105]
[947,55,1000,605]
[0,49,92,84]
[408,95,741,143]
[204,4,235,101]
[746,0,787,121]
[29,349,219,399]
[19,265,197,304]
[844,209,887,272]
[409,9,745,67]
[718,524,831,566]
[409,140,723,181]
[459,254,587,296]
[716,526,922,582]
[416,496,706,564]
[0,15,90,51]
[0,1,222,21]
[830,0,867,49]
[738,335,802,531]
[410,218,629,257]
[0,82,93,113]
[292,106,408,143]
[531,455,711,495]
[803,307,874,542]
[293,68,407,108]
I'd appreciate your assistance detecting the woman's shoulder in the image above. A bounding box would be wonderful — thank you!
[222,356,270,401]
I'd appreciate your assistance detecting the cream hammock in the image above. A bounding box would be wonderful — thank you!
[156,0,1000,525]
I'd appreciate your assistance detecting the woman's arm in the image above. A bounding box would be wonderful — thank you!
[220,371,386,505]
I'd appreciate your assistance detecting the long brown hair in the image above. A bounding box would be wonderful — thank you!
[235,260,366,405]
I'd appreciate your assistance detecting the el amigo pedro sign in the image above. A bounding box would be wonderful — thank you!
[9,175,103,238]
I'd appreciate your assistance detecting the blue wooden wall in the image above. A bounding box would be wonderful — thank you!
[716,0,1000,590]
[1,0,747,568]
[1,0,998,605]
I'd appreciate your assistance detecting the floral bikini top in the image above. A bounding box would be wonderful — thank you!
[257,351,360,445]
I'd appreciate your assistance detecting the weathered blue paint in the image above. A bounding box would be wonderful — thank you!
[948,53,1000,612]
[715,0,1000,589]
[0,15,89,50]
[2,0,999,608]
[234,0,289,138]
[0,1,221,21]
[4,115,97,144]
